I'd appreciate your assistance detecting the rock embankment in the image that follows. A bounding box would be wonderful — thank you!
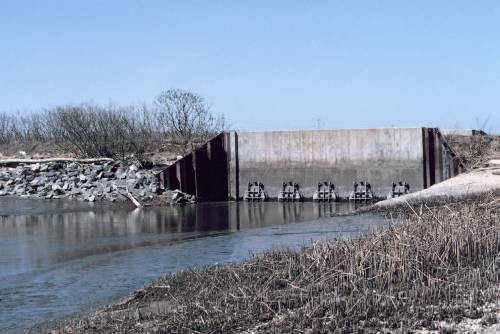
[0,160,195,205]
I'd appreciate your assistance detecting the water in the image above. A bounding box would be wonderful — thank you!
[0,198,386,333]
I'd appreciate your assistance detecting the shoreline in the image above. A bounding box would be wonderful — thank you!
[35,191,499,333]
[0,160,196,206]
[26,208,384,334]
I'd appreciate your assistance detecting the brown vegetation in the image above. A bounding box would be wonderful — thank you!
[0,89,225,161]
[45,194,499,333]
[445,133,500,170]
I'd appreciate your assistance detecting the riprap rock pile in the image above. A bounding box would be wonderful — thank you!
[0,160,195,205]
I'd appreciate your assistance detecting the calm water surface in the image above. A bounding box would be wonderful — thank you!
[0,198,386,333]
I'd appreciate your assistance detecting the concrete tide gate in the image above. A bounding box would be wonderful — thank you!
[158,128,462,201]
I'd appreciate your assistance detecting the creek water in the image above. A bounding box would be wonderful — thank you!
[0,198,387,333]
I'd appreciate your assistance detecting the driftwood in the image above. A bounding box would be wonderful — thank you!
[0,157,113,165]
[123,189,144,208]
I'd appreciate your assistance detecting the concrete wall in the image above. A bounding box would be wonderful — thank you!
[230,128,426,199]
[160,128,461,201]
[440,129,487,136]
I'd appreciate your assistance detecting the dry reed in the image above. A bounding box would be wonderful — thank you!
[44,195,499,333]
[445,134,500,170]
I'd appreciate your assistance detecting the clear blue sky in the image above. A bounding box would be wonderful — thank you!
[1,1,499,131]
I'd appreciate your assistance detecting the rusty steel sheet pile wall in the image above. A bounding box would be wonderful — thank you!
[159,128,460,201]
[159,133,229,201]
[422,128,462,189]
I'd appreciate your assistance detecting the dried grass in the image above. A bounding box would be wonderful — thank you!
[45,195,499,333]
[445,134,500,170]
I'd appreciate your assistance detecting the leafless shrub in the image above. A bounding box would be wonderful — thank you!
[0,113,15,144]
[445,116,500,170]
[0,89,225,159]
[0,112,50,145]
[154,89,225,153]
[44,104,155,159]
[446,134,500,169]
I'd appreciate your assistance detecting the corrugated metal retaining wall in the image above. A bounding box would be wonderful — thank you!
[421,128,462,188]
[158,133,229,201]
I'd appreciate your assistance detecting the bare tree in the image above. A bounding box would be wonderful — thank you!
[0,89,227,158]
[0,113,15,144]
[154,89,225,152]
[0,112,48,144]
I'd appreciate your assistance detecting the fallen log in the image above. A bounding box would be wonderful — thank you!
[124,189,144,208]
[0,157,114,166]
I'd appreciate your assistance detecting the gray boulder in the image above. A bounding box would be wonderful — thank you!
[30,178,44,187]
[115,169,127,179]
[149,183,160,194]
[30,163,41,172]
[103,171,115,179]
[51,184,64,195]
[45,171,57,178]
[71,189,82,195]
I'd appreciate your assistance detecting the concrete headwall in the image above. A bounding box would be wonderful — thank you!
[440,129,487,136]
[159,128,461,201]
[229,128,426,199]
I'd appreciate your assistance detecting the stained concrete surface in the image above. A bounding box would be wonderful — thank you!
[233,128,426,199]
[160,128,460,201]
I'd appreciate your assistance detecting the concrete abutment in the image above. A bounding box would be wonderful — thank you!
[157,128,462,201]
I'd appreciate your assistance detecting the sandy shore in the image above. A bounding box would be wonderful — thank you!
[375,159,500,209]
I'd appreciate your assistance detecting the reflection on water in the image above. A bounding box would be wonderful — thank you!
[0,198,385,333]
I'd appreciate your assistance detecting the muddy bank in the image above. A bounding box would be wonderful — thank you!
[0,160,195,205]
[39,194,499,333]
